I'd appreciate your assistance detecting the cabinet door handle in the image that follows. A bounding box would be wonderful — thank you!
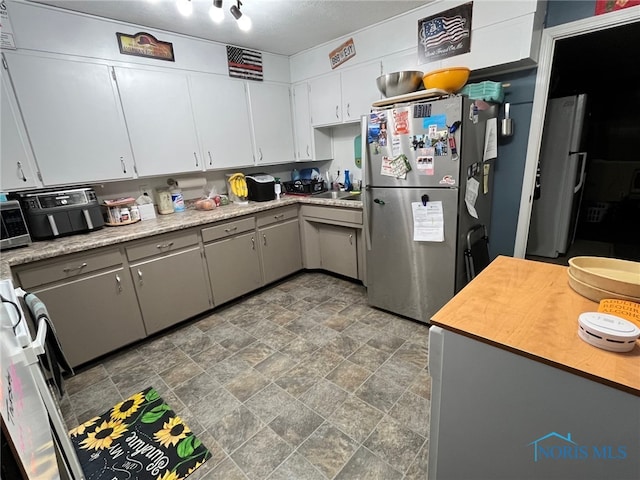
[63,262,87,273]
[120,156,127,174]
[349,234,353,245]
[137,269,143,285]
[273,214,284,220]
[263,234,267,246]
[115,274,122,292]
[224,226,237,233]
[208,151,213,166]
[194,152,199,167]
[156,241,174,249]
[251,236,255,250]
[306,145,310,157]
[259,148,263,162]
[347,103,351,118]
[17,161,27,182]
[335,105,339,118]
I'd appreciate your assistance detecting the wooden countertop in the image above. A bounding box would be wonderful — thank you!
[431,255,640,396]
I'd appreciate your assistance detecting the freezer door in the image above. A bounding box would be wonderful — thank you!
[366,96,463,188]
[366,187,459,323]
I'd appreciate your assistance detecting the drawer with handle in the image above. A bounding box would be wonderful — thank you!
[256,206,298,228]
[125,230,199,262]
[16,248,123,289]
[202,216,255,243]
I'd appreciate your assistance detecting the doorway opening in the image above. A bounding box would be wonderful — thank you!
[514,9,640,266]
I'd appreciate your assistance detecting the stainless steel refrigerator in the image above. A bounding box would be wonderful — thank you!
[526,94,588,258]
[363,95,499,324]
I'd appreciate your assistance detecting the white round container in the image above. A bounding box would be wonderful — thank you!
[130,205,140,221]
[577,312,640,352]
[119,207,130,222]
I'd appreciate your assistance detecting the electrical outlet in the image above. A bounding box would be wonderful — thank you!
[139,184,152,198]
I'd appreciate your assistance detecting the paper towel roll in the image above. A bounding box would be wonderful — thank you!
[174,177,207,189]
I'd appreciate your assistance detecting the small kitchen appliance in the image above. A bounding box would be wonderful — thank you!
[0,200,31,250]
[577,312,640,352]
[11,187,104,240]
[246,174,276,202]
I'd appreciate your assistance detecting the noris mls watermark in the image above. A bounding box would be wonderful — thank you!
[528,432,627,462]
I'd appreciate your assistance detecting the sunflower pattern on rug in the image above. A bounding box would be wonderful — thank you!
[69,386,210,480]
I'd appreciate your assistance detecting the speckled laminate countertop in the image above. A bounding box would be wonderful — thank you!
[0,195,362,280]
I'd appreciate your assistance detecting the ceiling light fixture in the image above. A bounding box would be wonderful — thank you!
[209,0,224,23]
[230,0,252,32]
[176,0,193,17]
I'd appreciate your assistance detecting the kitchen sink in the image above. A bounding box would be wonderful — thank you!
[312,191,361,201]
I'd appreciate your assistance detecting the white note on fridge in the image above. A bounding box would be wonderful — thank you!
[412,201,444,242]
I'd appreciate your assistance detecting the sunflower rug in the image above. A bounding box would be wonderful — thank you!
[69,386,210,480]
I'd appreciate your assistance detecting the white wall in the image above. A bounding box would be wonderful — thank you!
[5,0,290,82]
[290,0,544,83]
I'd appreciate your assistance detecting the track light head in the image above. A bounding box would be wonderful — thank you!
[209,0,224,23]
[230,0,252,31]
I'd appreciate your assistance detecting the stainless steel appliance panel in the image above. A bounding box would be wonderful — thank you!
[365,186,459,322]
[0,200,31,250]
[527,94,588,258]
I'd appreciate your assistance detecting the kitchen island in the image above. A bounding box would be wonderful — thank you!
[428,256,639,480]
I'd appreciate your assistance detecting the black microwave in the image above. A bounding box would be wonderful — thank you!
[0,200,32,250]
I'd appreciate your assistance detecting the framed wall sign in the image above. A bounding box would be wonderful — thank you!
[329,38,356,69]
[418,2,473,64]
[116,32,174,61]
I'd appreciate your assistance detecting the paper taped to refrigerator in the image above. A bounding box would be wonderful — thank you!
[412,201,444,242]
[483,118,498,161]
[465,177,480,219]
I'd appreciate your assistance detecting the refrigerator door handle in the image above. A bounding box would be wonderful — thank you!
[361,117,372,251]
[570,151,588,193]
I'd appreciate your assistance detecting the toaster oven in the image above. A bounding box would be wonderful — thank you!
[0,200,31,250]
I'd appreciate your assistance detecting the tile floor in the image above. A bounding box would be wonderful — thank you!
[60,271,431,479]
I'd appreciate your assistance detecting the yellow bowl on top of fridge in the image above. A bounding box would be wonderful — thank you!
[423,67,470,93]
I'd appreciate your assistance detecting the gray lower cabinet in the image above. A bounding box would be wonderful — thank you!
[126,230,212,335]
[257,207,302,285]
[300,205,364,281]
[203,216,262,306]
[317,224,358,278]
[13,248,146,367]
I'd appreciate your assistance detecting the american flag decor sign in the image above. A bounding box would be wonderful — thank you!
[418,2,472,64]
[227,45,263,81]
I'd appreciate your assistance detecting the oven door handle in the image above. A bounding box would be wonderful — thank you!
[46,214,59,236]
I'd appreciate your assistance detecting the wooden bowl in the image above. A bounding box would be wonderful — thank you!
[568,256,640,298]
[567,269,640,303]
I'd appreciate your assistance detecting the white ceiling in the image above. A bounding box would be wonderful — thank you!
[28,0,429,56]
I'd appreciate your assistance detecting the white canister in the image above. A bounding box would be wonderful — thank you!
[130,205,140,221]
[120,207,130,222]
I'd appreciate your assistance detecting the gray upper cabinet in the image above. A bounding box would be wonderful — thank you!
[3,52,134,186]
[1,65,40,191]
[114,66,202,177]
